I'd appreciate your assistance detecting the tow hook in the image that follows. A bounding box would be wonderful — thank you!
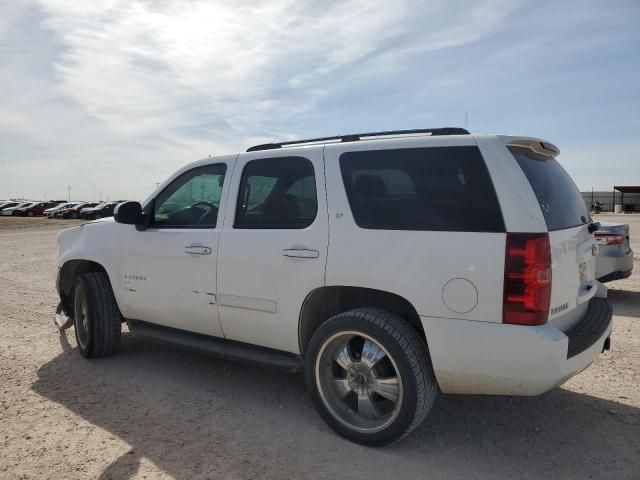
[602,337,611,353]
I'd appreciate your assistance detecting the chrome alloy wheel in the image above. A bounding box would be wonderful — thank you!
[74,284,89,350]
[315,331,403,433]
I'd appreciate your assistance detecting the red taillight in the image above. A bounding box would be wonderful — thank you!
[503,233,551,326]
[595,233,624,246]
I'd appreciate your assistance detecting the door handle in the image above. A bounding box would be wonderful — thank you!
[282,248,319,259]
[185,245,212,255]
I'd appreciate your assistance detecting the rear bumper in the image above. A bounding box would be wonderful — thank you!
[421,297,613,396]
[597,268,632,283]
[596,248,633,282]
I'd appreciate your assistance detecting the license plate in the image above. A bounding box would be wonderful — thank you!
[579,262,587,288]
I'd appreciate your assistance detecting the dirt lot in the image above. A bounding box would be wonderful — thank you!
[1,215,638,479]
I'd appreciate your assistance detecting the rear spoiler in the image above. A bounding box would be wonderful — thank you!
[498,135,560,158]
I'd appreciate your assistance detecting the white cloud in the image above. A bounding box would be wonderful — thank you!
[39,0,519,135]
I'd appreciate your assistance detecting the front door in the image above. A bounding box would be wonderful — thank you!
[121,160,231,337]
[217,150,328,353]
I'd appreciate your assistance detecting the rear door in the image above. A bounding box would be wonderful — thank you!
[510,147,597,330]
[216,148,328,354]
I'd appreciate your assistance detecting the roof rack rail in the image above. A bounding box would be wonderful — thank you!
[246,127,470,152]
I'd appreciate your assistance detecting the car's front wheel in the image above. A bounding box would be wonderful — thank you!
[305,308,437,446]
[73,272,122,358]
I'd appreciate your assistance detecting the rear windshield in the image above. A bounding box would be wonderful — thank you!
[340,146,505,232]
[511,148,589,231]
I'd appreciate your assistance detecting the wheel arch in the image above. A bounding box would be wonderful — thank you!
[298,286,428,354]
[58,259,113,315]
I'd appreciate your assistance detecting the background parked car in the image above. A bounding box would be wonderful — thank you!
[1,202,33,216]
[54,204,81,218]
[0,202,20,213]
[12,202,39,216]
[45,203,77,218]
[79,204,99,218]
[18,201,61,217]
[79,202,123,220]
[58,202,97,219]
[595,222,634,282]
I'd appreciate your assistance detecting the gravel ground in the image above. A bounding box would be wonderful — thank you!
[0,215,638,479]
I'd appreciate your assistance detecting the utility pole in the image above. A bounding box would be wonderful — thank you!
[155,182,160,189]
[67,185,71,202]
[465,112,469,130]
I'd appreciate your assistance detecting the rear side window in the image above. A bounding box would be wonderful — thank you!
[511,148,589,231]
[235,156,317,229]
[340,146,505,232]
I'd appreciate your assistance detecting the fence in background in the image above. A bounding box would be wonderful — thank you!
[581,191,640,212]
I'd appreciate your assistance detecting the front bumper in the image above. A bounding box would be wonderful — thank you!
[54,302,73,330]
[421,297,613,396]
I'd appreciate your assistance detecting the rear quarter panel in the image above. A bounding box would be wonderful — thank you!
[324,136,506,323]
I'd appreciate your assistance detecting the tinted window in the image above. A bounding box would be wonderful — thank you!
[235,157,317,229]
[511,148,589,231]
[340,146,505,232]
[153,163,226,228]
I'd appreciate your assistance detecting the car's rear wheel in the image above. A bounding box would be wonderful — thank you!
[28,211,34,217]
[73,272,122,358]
[305,308,437,446]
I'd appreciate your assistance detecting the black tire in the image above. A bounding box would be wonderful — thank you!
[73,271,122,358]
[305,308,437,446]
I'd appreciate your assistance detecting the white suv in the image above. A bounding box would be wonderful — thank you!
[55,128,612,445]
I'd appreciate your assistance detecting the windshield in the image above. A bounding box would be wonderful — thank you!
[511,147,590,231]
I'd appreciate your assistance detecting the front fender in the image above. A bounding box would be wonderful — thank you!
[56,219,128,316]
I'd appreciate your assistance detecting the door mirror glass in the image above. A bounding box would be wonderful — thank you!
[114,201,142,225]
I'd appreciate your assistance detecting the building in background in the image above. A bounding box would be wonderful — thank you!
[581,187,640,212]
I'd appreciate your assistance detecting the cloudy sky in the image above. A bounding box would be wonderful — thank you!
[1,0,639,201]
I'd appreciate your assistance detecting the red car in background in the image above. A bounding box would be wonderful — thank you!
[18,201,65,216]
[57,202,98,219]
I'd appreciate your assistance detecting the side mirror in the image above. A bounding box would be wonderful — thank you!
[114,201,142,225]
